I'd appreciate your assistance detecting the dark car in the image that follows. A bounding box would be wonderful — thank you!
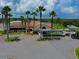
[71,32,79,39]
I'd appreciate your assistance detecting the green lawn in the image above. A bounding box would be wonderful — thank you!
[53,23,67,29]
[75,48,79,59]
[10,31,33,35]
[5,37,18,42]
[74,29,79,32]
[10,31,25,34]
[0,31,5,36]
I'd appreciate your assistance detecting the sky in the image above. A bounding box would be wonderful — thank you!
[0,0,79,19]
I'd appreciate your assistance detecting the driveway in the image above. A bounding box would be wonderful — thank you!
[0,35,79,59]
[49,36,79,59]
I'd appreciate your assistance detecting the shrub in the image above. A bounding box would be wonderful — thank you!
[5,37,19,42]
[7,56,13,59]
[0,31,5,36]
[75,48,79,59]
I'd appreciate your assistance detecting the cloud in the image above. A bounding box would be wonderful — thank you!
[0,0,79,18]
[59,0,72,7]
[0,0,18,14]
[16,0,57,13]
[45,0,57,11]
[16,0,40,12]
[61,6,76,14]
[0,0,76,14]
[56,0,79,15]
[0,0,13,7]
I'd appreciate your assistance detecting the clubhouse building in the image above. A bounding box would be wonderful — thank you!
[10,20,52,31]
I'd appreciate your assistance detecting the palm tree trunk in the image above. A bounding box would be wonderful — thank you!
[21,20,23,27]
[27,15,29,30]
[21,20,24,32]
[28,21,30,30]
[24,20,26,32]
[26,15,30,32]
[33,16,35,31]
[51,16,53,29]
[2,15,5,30]
[5,15,9,39]
[8,16,10,32]
[40,11,42,29]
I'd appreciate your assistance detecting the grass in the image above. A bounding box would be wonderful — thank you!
[0,31,5,36]
[75,48,79,59]
[10,31,25,34]
[5,37,18,42]
[74,29,79,32]
[7,56,14,59]
[10,31,33,35]
[53,23,67,29]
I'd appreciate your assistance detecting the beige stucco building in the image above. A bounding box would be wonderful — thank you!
[10,20,52,30]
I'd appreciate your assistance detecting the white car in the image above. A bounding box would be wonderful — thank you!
[62,30,76,36]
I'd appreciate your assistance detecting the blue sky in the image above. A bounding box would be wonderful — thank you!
[0,0,79,19]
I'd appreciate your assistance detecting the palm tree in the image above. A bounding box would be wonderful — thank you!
[50,11,56,29]
[1,9,5,30]
[24,17,27,31]
[31,11,37,30]
[36,6,46,29]
[26,11,30,19]
[20,16,24,27]
[1,6,11,39]
[8,14,12,31]
[25,11,30,29]
[57,17,60,24]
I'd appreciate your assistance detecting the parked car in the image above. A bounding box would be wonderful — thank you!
[62,30,76,36]
[38,29,64,40]
[71,32,79,39]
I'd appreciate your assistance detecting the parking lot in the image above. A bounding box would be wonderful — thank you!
[0,35,79,59]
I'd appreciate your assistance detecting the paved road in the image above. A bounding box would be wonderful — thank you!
[49,36,79,59]
[0,35,79,59]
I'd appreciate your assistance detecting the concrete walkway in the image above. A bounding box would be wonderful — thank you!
[0,35,79,59]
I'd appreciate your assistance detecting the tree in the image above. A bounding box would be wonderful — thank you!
[20,16,24,27]
[36,6,46,29]
[26,11,30,18]
[50,11,56,29]
[55,17,60,24]
[8,14,12,31]
[31,11,37,30]
[25,11,30,29]
[1,9,5,29]
[1,6,11,39]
